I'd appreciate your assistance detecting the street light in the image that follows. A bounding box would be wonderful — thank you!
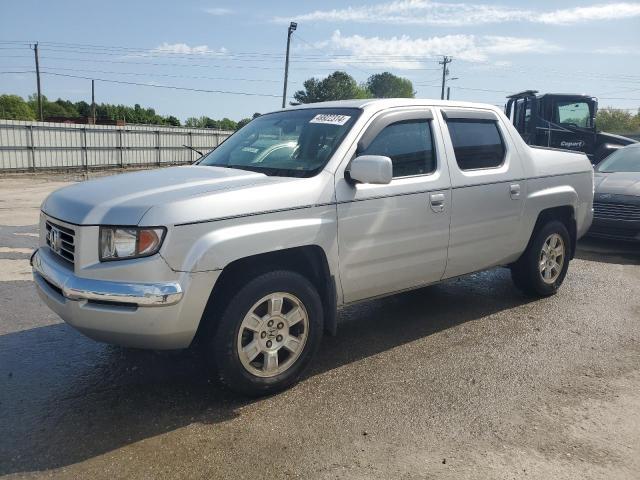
[447,77,459,100]
[282,22,297,108]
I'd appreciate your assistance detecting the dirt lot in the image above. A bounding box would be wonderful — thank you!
[1,174,639,479]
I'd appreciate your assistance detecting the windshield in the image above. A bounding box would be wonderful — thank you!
[555,101,592,128]
[596,146,640,173]
[198,108,361,177]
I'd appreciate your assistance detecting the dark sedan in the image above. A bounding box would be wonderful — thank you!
[589,143,640,241]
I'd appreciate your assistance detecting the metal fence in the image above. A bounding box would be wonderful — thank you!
[0,119,233,172]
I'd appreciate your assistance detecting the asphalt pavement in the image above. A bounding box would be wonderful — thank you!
[0,175,639,479]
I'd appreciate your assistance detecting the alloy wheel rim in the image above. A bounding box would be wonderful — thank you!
[236,292,309,378]
[539,233,565,284]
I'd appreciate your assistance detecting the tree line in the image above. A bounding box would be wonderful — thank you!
[293,71,415,103]
[595,107,640,134]
[0,94,182,126]
[1,71,639,133]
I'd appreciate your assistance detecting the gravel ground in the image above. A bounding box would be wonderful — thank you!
[0,175,638,480]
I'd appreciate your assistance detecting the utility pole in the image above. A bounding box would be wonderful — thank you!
[439,55,452,100]
[91,79,96,124]
[282,21,297,109]
[32,42,43,121]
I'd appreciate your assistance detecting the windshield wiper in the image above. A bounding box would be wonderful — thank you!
[202,163,312,177]
[183,144,204,158]
[204,164,270,175]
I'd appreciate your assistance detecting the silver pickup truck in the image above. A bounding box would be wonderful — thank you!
[32,99,594,395]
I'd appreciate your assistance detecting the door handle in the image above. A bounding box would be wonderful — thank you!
[510,184,521,199]
[430,193,446,212]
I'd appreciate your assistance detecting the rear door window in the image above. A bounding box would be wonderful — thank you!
[446,119,506,170]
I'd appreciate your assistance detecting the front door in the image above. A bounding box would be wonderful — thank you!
[538,98,596,155]
[335,109,451,303]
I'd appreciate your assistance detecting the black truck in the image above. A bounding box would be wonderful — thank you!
[505,90,636,164]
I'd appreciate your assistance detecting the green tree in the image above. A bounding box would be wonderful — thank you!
[236,112,262,129]
[596,107,640,133]
[25,94,82,118]
[165,115,181,126]
[0,94,36,120]
[217,117,237,130]
[293,71,369,104]
[185,117,204,128]
[53,99,80,117]
[236,117,252,129]
[0,93,266,127]
[75,100,91,117]
[366,72,415,98]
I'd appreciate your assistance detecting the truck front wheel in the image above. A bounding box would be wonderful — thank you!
[206,270,323,396]
[511,220,571,297]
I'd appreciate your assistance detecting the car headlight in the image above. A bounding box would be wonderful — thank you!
[99,227,166,261]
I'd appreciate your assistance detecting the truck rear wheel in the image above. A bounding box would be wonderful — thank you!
[511,220,571,297]
[206,270,323,396]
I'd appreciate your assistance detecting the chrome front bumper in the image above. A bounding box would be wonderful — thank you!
[31,248,183,307]
[31,247,219,350]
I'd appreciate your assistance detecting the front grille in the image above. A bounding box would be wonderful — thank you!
[593,202,640,222]
[45,220,76,265]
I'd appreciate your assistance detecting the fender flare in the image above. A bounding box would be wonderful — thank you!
[522,185,578,255]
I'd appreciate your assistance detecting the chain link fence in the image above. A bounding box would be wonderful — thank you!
[0,119,233,172]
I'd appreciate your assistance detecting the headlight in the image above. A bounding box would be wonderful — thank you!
[99,227,166,261]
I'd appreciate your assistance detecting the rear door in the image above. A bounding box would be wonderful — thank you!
[335,108,451,303]
[438,108,526,279]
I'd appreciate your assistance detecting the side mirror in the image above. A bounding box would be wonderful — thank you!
[347,155,393,185]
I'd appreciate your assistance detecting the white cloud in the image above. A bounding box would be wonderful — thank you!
[537,3,640,24]
[276,1,640,26]
[204,7,233,16]
[593,46,640,55]
[150,42,228,56]
[325,30,560,69]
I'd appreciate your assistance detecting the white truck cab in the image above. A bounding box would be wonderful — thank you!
[33,99,594,395]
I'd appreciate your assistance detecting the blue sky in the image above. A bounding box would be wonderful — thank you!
[1,0,639,121]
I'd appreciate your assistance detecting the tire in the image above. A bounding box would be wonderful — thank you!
[205,270,323,396]
[511,220,571,297]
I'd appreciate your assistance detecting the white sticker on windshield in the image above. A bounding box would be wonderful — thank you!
[309,114,351,126]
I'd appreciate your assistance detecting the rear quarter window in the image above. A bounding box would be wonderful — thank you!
[447,119,506,170]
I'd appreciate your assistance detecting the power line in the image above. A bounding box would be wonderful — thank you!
[37,55,297,70]
[0,54,381,73]
[599,96,640,101]
[4,38,640,79]
[25,65,287,83]
[39,71,282,98]
[37,46,451,64]
[292,33,374,77]
[26,40,452,61]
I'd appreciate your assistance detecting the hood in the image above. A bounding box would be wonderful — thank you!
[596,131,638,146]
[42,166,295,225]
[594,171,640,197]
